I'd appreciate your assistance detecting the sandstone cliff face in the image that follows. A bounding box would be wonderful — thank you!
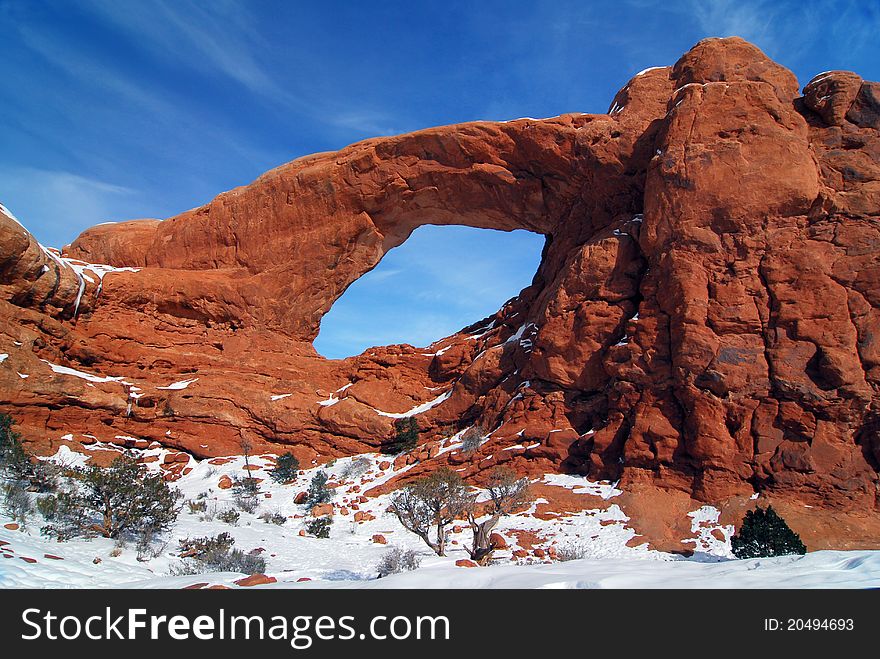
[2,38,880,547]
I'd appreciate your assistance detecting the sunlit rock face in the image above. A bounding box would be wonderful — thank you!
[2,37,880,548]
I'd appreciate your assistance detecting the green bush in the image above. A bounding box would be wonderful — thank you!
[41,453,181,540]
[381,417,419,455]
[174,532,266,575]
[731,505,807,558]
[269,452,300,484]
[306,515,332,538]
[304,470,332,509]
[0,413,28,477]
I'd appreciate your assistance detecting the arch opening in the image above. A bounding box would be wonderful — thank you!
[314,225,545,359]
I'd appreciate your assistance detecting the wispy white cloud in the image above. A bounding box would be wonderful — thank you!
[78,0,409,137]
[0,166,145,246]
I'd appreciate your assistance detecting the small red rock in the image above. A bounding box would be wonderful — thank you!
[234,574,277,587]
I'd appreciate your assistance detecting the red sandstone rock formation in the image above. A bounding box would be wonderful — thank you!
[2,38,880,546]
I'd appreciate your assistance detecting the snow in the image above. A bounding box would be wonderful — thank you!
[2,444,878,590]
[157,378,199,390]
[17,372,29,379]
[41,359,127,384]
[374,389,452,418]
[1,202,139,316]
[0,353,7,363]
[467,320,496,340]
[542,474,622,500]
[684,506,734,558]
[289,551,880,589]
[317,383,353,407]
[271,393,292,401]
[635,66,665,77]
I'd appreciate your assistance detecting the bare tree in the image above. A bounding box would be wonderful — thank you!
[465,468,531,565]
[233,436,260,512]
[390,468,472,556]
[460,425,487,454]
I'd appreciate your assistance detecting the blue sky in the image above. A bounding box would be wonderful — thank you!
[1,1,878,357]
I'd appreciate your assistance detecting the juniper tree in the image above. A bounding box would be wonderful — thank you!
[0,413,58,491]
[304,470,332,509]
[306,515,332,538]
[0,413,31,480]
[731,505,807,558]
[465,467,531,565]
[390,468,472,556]
[269,451,300,484]
[382,417,419,455]
[41,453,181,540]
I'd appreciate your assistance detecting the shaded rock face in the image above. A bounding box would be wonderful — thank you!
[2,38,880,532]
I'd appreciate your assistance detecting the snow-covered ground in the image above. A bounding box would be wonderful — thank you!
[1,445,879,589]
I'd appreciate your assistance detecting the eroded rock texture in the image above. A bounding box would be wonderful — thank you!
[2,38,880,544]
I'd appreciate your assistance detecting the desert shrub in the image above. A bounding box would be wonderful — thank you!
[187,499,208,514]
[173,532,266,575]
[269,452,300,484]
[2,479,34,527]
[304,470,332,509]
[306,515,332,538]
[376,546,422,578]
[460,425,487,454]
[40,453,181,540]
[179,532,235,557]
[554,541,589,562]
[341,456,370,480]
[135,527,167,562]
[216,508,241,525]
[36,494,58,519]
[731,506,807,558]
[231,475,260,513]
[259,511,287,526]
[382,417,419,455]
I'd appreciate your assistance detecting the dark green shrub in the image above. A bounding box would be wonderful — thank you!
[41,453,181,540]
[382,417,419,455]
[731,505,807,558]
[304,470,332,509]
[306,515,332,538]
[269,452,300,483]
